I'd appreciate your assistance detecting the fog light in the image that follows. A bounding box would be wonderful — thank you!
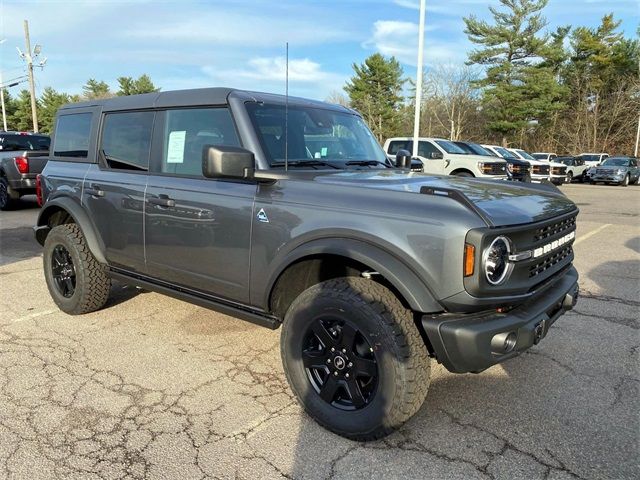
[491,331,517,354]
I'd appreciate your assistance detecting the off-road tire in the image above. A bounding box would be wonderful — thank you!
[43,224,111,314]
[0,177,19,211]
[280,277,430,440]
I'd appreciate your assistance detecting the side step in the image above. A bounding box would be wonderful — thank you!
[109,269,280,330]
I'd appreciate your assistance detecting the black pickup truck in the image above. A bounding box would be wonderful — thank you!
[0,131,51,210]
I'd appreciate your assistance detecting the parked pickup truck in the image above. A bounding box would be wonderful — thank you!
[384,137,507,179]
[0,131,51,209]
[34,88,579,440]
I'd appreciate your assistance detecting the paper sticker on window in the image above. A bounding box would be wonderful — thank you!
[167,131,186,163]
[321,147,328,157]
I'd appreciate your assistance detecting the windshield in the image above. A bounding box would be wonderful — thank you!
[532,153,547,160]
[494,146,516,159]
[434,140,467,154]
[602,158,629,167]
[246,103,387,167]
[515,149,535,160]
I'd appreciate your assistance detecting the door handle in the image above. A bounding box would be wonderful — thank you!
[85,185,105,197]
[148,195,175,208]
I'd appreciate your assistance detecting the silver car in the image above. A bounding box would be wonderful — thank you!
[590,157,640,186]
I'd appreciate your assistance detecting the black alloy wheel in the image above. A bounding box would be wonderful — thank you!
[302,318,378,410]
[51,244,76,298]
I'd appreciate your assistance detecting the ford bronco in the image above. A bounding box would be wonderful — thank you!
[34,88,579,440]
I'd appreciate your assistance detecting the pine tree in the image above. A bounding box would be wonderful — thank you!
[116,74,160,96]
[344,54,405,142]
[39,87,72,134]
[82,79,111,99]
[464,0,564,145]
[9,90,37,132]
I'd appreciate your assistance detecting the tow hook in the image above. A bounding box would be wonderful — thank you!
[562,286,580,311]
[533,320,546,345]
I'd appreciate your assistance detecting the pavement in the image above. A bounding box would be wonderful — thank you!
[0,185,638,480]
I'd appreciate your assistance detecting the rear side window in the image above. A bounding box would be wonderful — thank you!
[388,140,411,155]
[158,108,240,177]
[101,111,154,171]
[53,113,92,157]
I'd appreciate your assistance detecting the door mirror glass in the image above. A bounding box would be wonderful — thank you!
[430,151,444,160]
[203,145,255,179]
[395,149,412,168]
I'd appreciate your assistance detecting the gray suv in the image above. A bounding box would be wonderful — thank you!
[34,88,580,440]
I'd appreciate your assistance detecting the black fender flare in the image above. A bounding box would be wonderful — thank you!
[264,237,443,314]
[36,197,107,264]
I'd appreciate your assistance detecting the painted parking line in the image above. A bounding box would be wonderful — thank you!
[574,223,611,246]
[13,309,58,323]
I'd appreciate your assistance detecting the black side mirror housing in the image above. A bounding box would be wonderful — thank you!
[203,145,255,180]
[395,149,412,169]
[430,151,444,160]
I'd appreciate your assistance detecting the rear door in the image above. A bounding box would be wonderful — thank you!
[144,107,256,304]
[82,110,154,273]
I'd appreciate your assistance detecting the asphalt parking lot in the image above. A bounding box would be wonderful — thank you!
[0,184,638,480]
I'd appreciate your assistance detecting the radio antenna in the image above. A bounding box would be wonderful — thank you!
[285,42,289,172]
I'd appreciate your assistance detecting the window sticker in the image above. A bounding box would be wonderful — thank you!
[321,147,328,157]
[167,130,186,163]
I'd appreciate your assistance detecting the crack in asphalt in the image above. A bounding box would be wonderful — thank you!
[579,290,640,308]
[567,308,638,329]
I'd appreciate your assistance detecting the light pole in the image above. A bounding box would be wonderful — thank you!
[411,0,426,158]
[0,39,6,131]
[17,21,46,133]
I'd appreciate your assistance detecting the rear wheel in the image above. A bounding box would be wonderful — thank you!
[0,177,19,211]
[43,224,111,314]
[281,277,430,440]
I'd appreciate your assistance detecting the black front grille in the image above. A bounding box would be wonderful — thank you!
[533,214,576,242]
[483,163,507,175]
[532,165,550,175]
[529,245,573,277]
[551,166,566,175]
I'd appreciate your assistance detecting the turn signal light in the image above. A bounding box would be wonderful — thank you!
[15,156,29,174]
[464,243,475,277]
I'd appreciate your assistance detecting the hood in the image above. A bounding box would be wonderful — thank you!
[311,170,576,227]
[446,153,505,163]
[596,164,627,170]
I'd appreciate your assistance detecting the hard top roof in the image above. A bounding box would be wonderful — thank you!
[57,87,355,114]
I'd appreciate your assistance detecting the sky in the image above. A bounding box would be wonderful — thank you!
[0,0,638,101]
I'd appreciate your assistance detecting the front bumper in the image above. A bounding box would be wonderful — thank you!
[422,266,579,373]
[550,176,565,185]
[591,174,624,183]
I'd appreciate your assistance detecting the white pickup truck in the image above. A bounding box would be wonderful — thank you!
[384,137,507,179]
[508,148,567,185]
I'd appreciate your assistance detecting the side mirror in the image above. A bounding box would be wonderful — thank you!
[430,151,444,160]
[203,145,255,180]
[395,149,412,169]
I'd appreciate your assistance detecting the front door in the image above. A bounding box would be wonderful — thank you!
[417,141,446,174]
[144,107,256,304]
[83,110,154,273]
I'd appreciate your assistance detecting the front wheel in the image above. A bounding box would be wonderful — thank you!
[566,171,573,183]
[43,224,111,314]
[621,174,630,187]
[280,277,430,440]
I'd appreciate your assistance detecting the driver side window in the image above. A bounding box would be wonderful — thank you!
[418,141,439,158]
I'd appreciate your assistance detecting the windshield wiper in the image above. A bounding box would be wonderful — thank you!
[345,160,390,168]
[271,160,342,169]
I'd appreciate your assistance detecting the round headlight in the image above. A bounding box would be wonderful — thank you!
[484,236,513,285]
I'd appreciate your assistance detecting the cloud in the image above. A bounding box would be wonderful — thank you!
[364,20,463,66]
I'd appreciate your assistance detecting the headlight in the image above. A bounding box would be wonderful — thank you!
[483,236,513,285]
[477,162,484,170]
[616,169,625,175]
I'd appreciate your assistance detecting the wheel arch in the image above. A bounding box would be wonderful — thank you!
[450,168,475,177]
[36,197,107,264]
[266,237,443,319]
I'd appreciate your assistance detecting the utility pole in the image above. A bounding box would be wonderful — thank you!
[0,86,6,131]
[411,0,426,158]
[634,113,639,157]
[23,20,39,132]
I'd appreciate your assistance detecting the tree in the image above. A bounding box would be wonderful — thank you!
[82,79,111,99]
[1,90,19,130]
[8,90,37,131]
[116,74,160,96]
[39,88,72,134]
[464,0,564,145]
[344,54,405,142]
